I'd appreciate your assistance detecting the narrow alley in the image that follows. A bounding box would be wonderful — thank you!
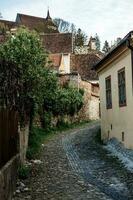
[14,122,133,200]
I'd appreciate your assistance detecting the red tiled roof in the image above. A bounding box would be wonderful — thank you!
[49,54,62,68]
[41,33,73,54]
[16,13,59,33]
[0,19,16,29]
[70,54,101,80]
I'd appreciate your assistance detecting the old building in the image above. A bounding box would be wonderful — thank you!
[70,53,100,80]
[43,32,73,74]
[55,46,101,120]
[94,31,133,149]
[16,12,59,33]
[44,31,102,120]
[0,10,100,121]
[0,19,16,33]
[74,35,101,55]
[88,36,97,50]
[0,10,59,34]
[0,11,73,75]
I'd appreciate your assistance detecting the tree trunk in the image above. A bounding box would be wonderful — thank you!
[18,122,30,164]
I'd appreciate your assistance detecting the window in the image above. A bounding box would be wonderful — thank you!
[122,132,125,142]
[105,76,112,109]
[118,68,126,107]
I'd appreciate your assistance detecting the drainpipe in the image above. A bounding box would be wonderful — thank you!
[126,38,133,94]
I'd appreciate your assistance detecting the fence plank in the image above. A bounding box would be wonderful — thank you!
[0,109,18,168]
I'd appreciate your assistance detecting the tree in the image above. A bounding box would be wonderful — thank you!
[75,28,87,47]
[0,27,52,162]
[43,86,83,116]
[53,18,76,33]
[116,37,122,44]
[110,37,122,50]
[0,27,84,163]
[102,40,110,54]
[41,85,84,128]
[70,23,76,34]
[54,18,87,47]
[95,33,101,51]
[0,27,84,125]
[0,27,49,125]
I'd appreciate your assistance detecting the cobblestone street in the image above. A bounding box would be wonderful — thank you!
[14,122,133,200]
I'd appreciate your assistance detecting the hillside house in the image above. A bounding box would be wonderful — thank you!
[94,31,133,149]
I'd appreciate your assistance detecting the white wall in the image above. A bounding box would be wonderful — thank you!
[91,41,97,50]
[63,54,70,74]
[59,54,70,74]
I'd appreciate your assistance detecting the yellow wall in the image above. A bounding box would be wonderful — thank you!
[99,49,133,149]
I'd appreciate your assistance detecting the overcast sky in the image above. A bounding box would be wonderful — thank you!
[1,0,133,46]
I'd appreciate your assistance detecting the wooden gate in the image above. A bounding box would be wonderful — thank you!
[0,109,18,168]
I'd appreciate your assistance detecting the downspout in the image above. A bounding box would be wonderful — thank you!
[126,38,133,94]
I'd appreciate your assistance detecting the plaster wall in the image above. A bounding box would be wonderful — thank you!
[99,49,133,149]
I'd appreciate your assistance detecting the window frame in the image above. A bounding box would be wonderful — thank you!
[105,75,112,109]
[118,67,127,107]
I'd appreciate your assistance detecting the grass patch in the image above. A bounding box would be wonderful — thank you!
[27,120,91,160]
[26,127,51,159]
[18,164,31,180]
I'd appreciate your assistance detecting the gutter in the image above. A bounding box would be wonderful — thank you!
[93,31,133,71]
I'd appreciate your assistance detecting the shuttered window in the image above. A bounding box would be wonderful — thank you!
[105,76,112,109]
[118,68,126,107]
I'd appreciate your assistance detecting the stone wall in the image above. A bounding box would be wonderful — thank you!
[0,154,19,200]
[59,74,100,121]
[78,80,100,120]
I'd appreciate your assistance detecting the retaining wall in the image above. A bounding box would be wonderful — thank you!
[0,154,19,200]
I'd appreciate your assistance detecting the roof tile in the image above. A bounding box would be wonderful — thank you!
[70,54,100,80]
[41,33,72,53]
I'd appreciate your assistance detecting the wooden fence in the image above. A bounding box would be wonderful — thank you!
[0,109,18,168]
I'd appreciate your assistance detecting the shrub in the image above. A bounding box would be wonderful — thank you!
[27,127,47,159]
[18,165,31,179]
[43,86,84,118]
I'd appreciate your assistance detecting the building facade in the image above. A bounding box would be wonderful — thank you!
[94,31,133,149]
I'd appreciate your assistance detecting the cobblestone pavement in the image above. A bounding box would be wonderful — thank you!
[14,122,133,200]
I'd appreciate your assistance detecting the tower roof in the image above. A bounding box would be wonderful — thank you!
[16,13,59,33]
[46,9,52,20]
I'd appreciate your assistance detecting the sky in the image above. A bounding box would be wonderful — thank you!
[1,0,133,46]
